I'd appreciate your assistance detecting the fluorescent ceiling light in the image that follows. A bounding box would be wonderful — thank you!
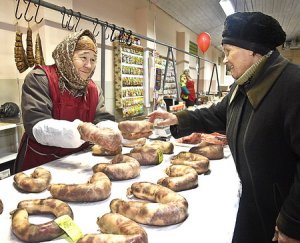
[219,0,235,16]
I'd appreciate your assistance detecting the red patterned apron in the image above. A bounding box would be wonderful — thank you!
[17,65,98,172]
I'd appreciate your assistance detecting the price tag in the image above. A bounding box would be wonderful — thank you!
[157,149,163,163]
[55,215,83,242]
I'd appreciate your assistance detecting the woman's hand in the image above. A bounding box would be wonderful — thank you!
[147,110,178,127]
[273,226,300,243]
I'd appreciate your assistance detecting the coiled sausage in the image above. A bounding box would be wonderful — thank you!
[14,167,51,193]
[189,144,224,160]
[78,213,148,243]
[93,154,140,180]
[110,182,188,226]
[171,151,209,174]
[127,147,163,165]
[157,165,198,191]
[11,198,73,242]
[48,172,111,202]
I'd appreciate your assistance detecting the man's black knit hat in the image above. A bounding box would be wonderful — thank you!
[222,12,286,55]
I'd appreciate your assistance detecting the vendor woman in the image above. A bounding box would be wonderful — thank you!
[14,29,115,173]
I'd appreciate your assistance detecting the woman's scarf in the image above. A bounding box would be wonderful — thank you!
[52,29,97,96]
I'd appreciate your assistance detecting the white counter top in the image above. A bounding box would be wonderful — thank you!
[0,144,241,243]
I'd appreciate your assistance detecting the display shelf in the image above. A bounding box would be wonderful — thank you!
[0,152,17,165]
[0,117,22,178]
[114,41,145,118]
[0,123,16,131]
[154,55,177,98]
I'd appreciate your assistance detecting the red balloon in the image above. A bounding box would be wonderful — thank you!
[197,32,211,53]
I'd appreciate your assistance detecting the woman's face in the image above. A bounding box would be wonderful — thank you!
[222,44,257,79]
[72,50,97,80]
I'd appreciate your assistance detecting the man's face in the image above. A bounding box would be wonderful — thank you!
[222,44,256,79]
[72,50,97,80]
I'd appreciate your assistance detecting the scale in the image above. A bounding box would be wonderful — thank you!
[149,120,172,141]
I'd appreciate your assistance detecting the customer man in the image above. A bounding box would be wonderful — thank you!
[148,12,300,243]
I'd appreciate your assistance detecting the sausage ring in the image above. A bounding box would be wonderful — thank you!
[118,120,153,134]
[157,164,198,192]
[142,140,174,154]
[48,172,111,202]
[0,199,3,214]
[93,154,140,180]
[11,198,73,242]
[189,144,224,160]
[110,182,188,226]
[171,151,210,174]
[128,147,163,165]
[78,213,148,243]
[14,167,51,193]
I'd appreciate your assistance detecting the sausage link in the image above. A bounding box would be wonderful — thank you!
[78,122,122,152]
[14,167,51,193]
[143,140,174,154]
[93,154,140,180]
[78,213,148,243]
[171,151,209,174]
[121,131,153,140]
[11,198,73,242]
[110,182,188,226]
[0,199,3,214]
[49,172,111,202]
[118,120,153,134]
[157,165,198,191]
[189,144,224,160]
[127,147,163,165]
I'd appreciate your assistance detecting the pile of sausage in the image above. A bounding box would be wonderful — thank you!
[9,120,227,242]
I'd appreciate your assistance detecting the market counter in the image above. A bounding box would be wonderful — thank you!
[0,143,241,243]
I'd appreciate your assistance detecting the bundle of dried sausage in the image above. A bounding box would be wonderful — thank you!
[34,33,45,65]
[14,167,51,193]
[26,27,35,67]
[78,213,148,243]
[78,122,122,153]
[48,172,111,202]
[157,165,198,192]
[14,31,29,73]
[118,120,153,140]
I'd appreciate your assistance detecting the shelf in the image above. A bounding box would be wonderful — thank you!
[121,63,143,68]
[0,152,17,165]
[121,51,143,57]
[121,74,143,78]
[0,122,17,131]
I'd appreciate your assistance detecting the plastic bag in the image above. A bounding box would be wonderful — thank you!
[0,102,20,118]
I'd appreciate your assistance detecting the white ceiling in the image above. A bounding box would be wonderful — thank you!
[151,0,300,48]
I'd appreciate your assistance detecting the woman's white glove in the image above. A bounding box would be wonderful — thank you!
[33,118,85,148]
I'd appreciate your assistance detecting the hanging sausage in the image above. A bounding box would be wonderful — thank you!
[34,33,45,65]
[26,26,35,67]
[14,31,29,73]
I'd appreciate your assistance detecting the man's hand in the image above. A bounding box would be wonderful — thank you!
[147,110,178,127]
[272,226,300,243]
